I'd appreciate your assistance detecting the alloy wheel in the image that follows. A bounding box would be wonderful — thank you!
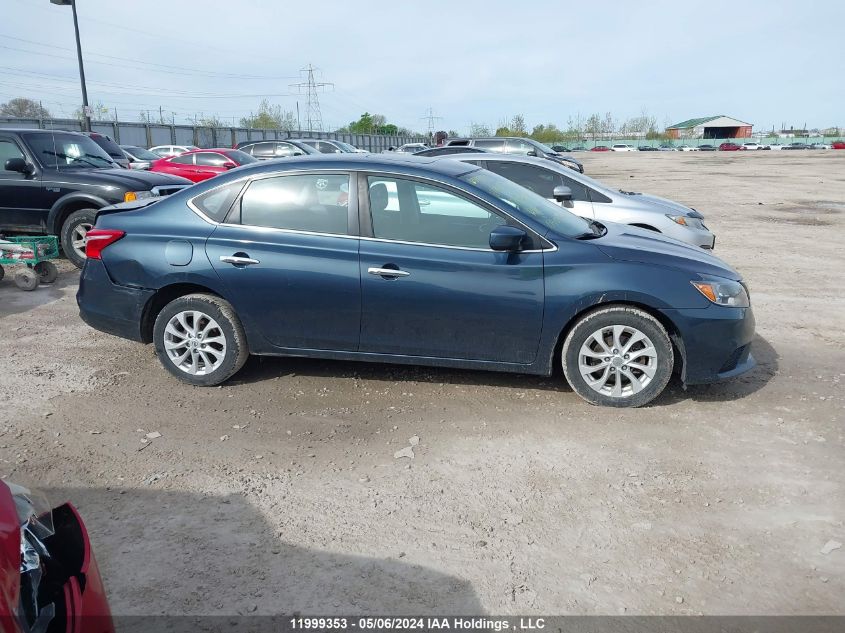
[163,310,227,375]
[578,325,658,398]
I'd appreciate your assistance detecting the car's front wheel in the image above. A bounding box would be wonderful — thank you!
[60,209,98,268]
[153,293,249,386]
[562,306,674,408]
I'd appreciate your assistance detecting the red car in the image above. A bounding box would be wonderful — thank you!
[832,141,845,150]
[150,148,257,183]
[1,480,113,633]
[590,145,610,152]
[719,142,742,151]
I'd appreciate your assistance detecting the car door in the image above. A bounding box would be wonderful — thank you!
[358,174,544,364]
[0,136,46,231]
[205,171,360,351]
[159,153,196,179]
[483,160,595,219]
[193,152,230,181]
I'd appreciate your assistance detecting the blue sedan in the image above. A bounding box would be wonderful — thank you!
[77,155,755,407]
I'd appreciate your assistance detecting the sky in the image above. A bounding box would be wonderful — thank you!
[1,0,843,134]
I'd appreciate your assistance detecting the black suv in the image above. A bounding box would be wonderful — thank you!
[0,129,191,267]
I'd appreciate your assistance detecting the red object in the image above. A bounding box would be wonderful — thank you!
[150,148,248,183]
[85,229,125,260]
[0,481,114,633]
[590,146,610,152]
[719,142,741,151]
[832,141,845,150]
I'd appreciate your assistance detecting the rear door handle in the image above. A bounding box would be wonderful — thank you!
[220,255,260,266]
[368,267,410,278]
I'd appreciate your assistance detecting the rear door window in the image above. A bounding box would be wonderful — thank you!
[195,152,229,166]
[170,154,194,165]
[237,173,351,235]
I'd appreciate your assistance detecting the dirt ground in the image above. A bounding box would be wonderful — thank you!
[1,151,843,616]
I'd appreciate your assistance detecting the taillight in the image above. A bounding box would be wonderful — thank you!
[85,229,125,260]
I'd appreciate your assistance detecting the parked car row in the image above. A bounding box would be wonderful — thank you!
[440,137,585,173]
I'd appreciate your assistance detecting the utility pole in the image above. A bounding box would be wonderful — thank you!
[51,0,91,131]
[290,64,333,132]
[421,106,442,139]
[159,105,164,124]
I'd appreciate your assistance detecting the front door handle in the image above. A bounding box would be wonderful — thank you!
[220,255,260,266]
[368,267,410,278]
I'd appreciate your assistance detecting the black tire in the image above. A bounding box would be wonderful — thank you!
[152,293,249,387]
[0,265,4,282]
[34,261,59,284]
[13,267,39,291]
[562,306,673,408]
[60,208,98,269]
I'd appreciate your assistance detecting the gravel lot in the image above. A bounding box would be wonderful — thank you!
[1,151,843,616]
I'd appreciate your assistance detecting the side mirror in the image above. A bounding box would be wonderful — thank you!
[293,151,304,156]
[489,225,527,252]
[553,185,573,202]
[5,157,33,175]
[224,162,237,169]
[526,150,538,157]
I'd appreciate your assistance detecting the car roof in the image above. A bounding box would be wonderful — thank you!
[206,153,480,179]
[0,128,86,136]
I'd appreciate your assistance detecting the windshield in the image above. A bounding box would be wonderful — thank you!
[224,149,257,164]
[460,168,591,238]
[335,141,358,152]
[528,139,557,154]
[24,132,116,169]
[122,146,159,160]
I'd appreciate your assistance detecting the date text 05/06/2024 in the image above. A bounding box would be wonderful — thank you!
[289,618,546,631]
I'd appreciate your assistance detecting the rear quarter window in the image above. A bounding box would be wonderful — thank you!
[191,182,244,222]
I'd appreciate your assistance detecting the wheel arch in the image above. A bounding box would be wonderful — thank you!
[48,193,109,234]
[140,283,225,344]
[548,300,686,379]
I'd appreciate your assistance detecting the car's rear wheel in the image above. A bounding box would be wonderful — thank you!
[153,293,249,386]
[60,209,97,268]
[562,306,673,408]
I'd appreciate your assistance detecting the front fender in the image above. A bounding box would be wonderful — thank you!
[48,192,110,234]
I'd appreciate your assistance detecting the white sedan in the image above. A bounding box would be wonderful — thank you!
[610,144,637,152]
[677,145,699,152]
[741,142,763,150]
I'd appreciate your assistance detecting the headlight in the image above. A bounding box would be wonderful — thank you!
[124,190,153,202]
[692,279,750,307]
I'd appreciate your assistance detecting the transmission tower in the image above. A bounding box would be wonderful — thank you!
[421,106,443,137]
[290,64,333,132]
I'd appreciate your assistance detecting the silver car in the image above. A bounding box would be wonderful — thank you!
[434,153,716,249]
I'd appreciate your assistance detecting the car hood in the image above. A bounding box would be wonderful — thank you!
[620,192,696,215]
[589,221,740,280]
[68,168,191,189]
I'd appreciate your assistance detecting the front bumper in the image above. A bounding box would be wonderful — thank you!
[77,258,153,342]
[661,304,756,385]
